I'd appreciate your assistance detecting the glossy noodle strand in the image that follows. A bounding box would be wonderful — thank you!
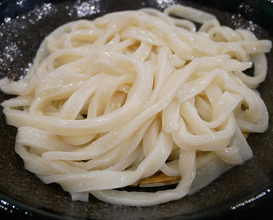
[0,5,271,206]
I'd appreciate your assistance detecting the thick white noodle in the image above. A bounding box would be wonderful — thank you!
[0,5,271,206]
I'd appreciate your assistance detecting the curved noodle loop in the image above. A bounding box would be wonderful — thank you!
[0,5,271,206]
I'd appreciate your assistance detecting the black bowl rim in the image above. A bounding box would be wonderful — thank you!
[0,181,273,219]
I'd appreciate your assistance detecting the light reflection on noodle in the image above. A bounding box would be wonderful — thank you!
[0,5,271,206]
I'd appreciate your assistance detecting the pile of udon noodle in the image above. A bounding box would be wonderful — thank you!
[0,5,271,206]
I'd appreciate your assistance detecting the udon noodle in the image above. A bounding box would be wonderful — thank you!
[0,5,271,206]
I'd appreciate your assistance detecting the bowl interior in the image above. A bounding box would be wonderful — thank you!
[0,0,273,219]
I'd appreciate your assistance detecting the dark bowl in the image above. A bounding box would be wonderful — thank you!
[1,0,273,219]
